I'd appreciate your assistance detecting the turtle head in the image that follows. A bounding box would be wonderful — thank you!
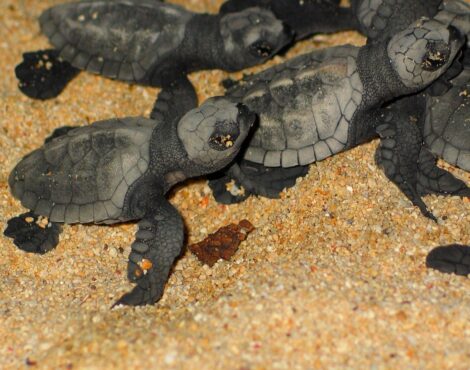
[387,18,464,89]
[177,97,256,172]
[219,7,293,70]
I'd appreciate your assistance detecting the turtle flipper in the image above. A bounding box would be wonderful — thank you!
[114,199,184,307]
[375,121,437,221]
[426,244,470,276]
[208,170,251,204]
[150,74,198,121]
[417,148,470,197]
[208,161,309,204]
[4,212,61,254]
[15,49,79,100]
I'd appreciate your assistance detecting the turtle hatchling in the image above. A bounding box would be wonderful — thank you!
[4,94,255,306]
[206,19,465,219]
[15,0,292,100]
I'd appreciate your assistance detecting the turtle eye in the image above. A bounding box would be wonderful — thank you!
[422,41,450,71]
[209,122,240,151]
[250,40,273,58]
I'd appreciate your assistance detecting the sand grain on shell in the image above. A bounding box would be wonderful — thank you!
[0,0,469,369]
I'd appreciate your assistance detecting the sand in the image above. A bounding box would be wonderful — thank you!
[0,0,469,369]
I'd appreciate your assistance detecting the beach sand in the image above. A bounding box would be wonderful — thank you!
[0,1,469,369]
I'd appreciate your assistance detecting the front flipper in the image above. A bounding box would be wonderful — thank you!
[15,49,79,100]
[417,148,470,197]
[4,211,62,254]
[426,244,470,276]
[208,161,309,204]
[150,74,198,121]
[114,199,184,306]
[375,121,437,221]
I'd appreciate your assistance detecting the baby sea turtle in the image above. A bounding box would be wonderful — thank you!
[15,0,292,100]
[205,19,465,219]
[219,0,357,41]
[4,88,255,306]
[351,0,470,44]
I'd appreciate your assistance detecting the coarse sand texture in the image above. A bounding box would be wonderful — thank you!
[0,1,469,369]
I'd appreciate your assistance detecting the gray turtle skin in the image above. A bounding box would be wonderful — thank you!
[423,68,470,172]
[208,20,465,218]
[351,0,470,45]
[16,0,292,99]
[4,96,255,306]
[219,0,358,41]
[373,85,470,221]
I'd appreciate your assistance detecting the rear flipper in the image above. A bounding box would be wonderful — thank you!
[15,49,79,100]
[208,169,251,204]
[208,161,309,204]
[113,199,184,307]
[426,244,470,276]
[375,121,437,221]
[4,211,61,254]
[417,148,470,197]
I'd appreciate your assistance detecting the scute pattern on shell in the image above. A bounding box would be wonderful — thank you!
[227,46,362,168]
[9,118,157,224]
[39,1,191,82]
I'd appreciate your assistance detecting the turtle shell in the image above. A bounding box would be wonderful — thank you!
[424,69,470,171]
[352,0,441,40]
[9,118,157,224]
[39,1,192,82]
[227,45,363,168]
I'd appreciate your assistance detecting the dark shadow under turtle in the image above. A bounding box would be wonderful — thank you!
[4,85,256,307]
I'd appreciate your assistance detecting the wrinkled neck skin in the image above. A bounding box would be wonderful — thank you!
[357,41,422,106]
[349,42,415,144]
[178,14,225,73]
[148,119,209,194]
